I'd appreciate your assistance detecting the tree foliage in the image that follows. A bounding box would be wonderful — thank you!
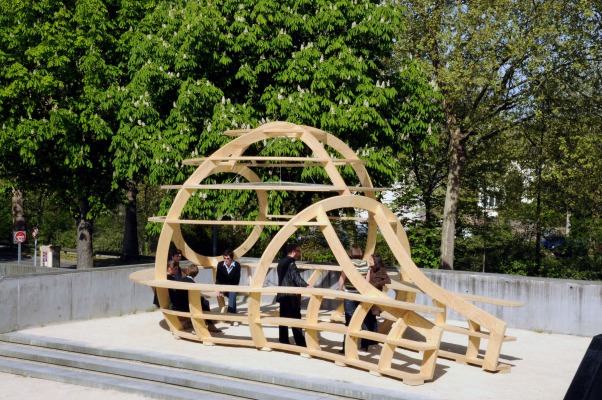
[394,0,601,269]
[0,0,441,261]
[109,0,441,241]
[0,0,126,267]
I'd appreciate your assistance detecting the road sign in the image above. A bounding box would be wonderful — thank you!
[32,226,39,239]
[14,231,26,243]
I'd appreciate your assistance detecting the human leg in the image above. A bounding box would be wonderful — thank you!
[200,296,215,326]
[343,299,371,348]
[226,291,237,314]
[340,299,356,352]
[279,297,292,344]
[363,311,377,346]
[289,295,306,347]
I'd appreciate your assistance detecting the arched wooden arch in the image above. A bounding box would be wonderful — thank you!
[131,121,521,385]
[152,121,379,278]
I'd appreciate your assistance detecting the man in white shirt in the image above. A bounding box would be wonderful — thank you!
[215,249,241,323]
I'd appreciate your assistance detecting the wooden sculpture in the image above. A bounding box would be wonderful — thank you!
[130,121,522,385]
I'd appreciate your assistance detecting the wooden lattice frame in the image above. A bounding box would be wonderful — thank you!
[130,121,521,385]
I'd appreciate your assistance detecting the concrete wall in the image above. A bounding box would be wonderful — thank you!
[1,263,601,336]
[0,264,53,277]
[418,270,602,337]
[0,264,154,333]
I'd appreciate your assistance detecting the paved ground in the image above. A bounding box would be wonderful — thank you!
[0,372,151,400]
[0,310,592,400]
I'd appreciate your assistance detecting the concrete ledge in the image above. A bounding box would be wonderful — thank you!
[1,261,601,336]
[419,270,602,337]
[0,265,154,333]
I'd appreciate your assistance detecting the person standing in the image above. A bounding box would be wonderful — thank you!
[216,249,241,324]
[363,253,391,337]
[170,248,183,279]
[276,244,312,347]
[338,244,371,352]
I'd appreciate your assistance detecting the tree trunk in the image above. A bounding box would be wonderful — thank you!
[439,125,465,270]
[122,180,140,261]
[12,187,26,233]
[76,198,94,269]
[533,124,545,275]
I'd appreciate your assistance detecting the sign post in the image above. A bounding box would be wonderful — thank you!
[32,227,39,267]
[13,231,26,264]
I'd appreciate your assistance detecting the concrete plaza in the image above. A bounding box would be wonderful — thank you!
[0,310,591,400]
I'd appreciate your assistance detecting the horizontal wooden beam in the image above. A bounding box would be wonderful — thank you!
[148,217,288,226]
[181,156,365,166]
[137,278,444,314]
[161,182,387,192]
[223,127,327,137]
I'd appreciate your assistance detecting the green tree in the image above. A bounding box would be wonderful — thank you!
[111,0,442,249]
[395,0,599,269]
[0,0,123,268]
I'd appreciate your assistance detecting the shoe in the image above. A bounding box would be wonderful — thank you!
[232,321,239,327]
[207,324,221,333]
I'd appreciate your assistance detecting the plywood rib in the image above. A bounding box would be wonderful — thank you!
[161,183,386,192]
[182,156,366,166]
[148,217,288,226]
[136,121,520,385]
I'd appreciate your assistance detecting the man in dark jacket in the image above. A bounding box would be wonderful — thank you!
[276,244,311,346]
[216,249,241,317]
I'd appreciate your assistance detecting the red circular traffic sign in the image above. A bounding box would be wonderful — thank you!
[14,231,26,243]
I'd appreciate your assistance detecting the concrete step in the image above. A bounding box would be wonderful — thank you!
[0,355,237,400]
[0,340,342,400]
